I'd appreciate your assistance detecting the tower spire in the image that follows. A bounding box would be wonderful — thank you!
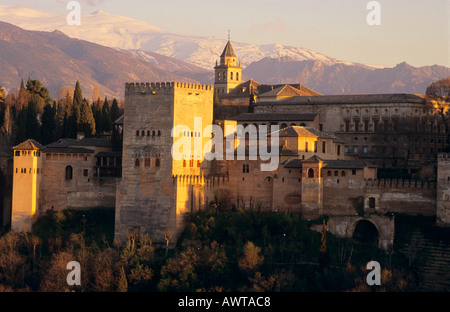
[228,29,231,41]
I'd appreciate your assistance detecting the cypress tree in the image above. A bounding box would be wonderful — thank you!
[101,97,111,132]
[92,98,103,135]
[77,98,96,137]
[40,103,57,145]
[110,98,120,125]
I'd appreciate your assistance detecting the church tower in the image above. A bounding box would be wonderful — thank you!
[214,39,243,95]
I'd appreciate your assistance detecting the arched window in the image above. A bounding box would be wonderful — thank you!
[327,170,332,177]
[136,130,140,137]
[157,130,161,137]
[308,169,314,178]
[155,158,161,167]
[152,130,156,136]
[65,166,73,180]
[280,123,288,129]
[135,158,140,167]
[334,170,338,176]
[141,130,145,136]
[217,72,221,80]
[341,171,346,177]
[147,130,150,136]
[236,72,239,81]
[230,72,233,80]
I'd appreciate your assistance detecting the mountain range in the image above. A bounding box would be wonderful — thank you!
[0,6,448,99]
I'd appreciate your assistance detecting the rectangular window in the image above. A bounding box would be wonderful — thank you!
[144,158,151,167]
[15,151,20,157]
[345,121,350,132]
[345,146,349,154]
[353,146,358,154]
[322,142,326,153]
[352,169,357,175]
[354,120,359,132]
[83,169,88,177]
[364,121,369,132]
[369,197,376,209]
[305,142,308,153]
[363,146,368,153]
[337,145,341,156]
[314,141,318,153]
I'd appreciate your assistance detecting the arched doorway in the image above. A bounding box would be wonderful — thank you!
[352,220,379,246]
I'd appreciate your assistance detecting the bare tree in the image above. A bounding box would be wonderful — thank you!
[426,77,450,146]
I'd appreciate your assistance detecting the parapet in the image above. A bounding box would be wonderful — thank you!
[364,178,436,189]
[125,82,213,96]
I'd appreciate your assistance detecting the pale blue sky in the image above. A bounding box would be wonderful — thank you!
[1,0,449,67]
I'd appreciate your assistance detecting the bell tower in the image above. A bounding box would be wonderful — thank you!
[214,35,242,96]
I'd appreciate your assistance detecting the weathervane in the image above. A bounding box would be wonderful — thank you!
[228,29,231,41]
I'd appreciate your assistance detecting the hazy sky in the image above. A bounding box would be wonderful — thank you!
[1,0,449,67]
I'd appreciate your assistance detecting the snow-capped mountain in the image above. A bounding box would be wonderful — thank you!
[0,6,381,71]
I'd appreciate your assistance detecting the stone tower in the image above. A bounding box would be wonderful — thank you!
[437,153,450,226]
[214,40,243,95]
[114,82,214,245]
[11,139,44,232]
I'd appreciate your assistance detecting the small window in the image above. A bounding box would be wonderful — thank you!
[352,169,357,175]
[15,151,20,157]
[236,72,239,81]
[145,158,151,167]
[305,142,309,152]
[158,130,161,137]
[147,130,150,136]
[183,160,186,168]
[327,170,332,177]
[197,160,201,168]
[65,166,73,180]
[341,171,346,177]
[334,170,338,177]
[322,142,326,153]
[155,158,161,167]
[308,169,314,178]
[369,197,376,209]
[135,158,140,167]
[136,130,140,137]
[141,130,145,136]
[83,169,88,177]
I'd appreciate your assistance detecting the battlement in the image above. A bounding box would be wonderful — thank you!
[438,153,450,162]
[364,178,436,190]
[125,82,213,95]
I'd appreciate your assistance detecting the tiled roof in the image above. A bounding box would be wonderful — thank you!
[46,138,113,148]
[13,139,45,150]
[44,147,95,154]
[221,40,237,58]
[229,113,317,122]
[259,84,321,98]
[270,126,345,143]
[255,93,425,106]
[323,160,372,169]
[284,159,303,168]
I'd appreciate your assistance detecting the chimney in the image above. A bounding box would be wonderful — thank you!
[77,132,85,140]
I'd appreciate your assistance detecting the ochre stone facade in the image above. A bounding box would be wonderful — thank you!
[9,41,450,252]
